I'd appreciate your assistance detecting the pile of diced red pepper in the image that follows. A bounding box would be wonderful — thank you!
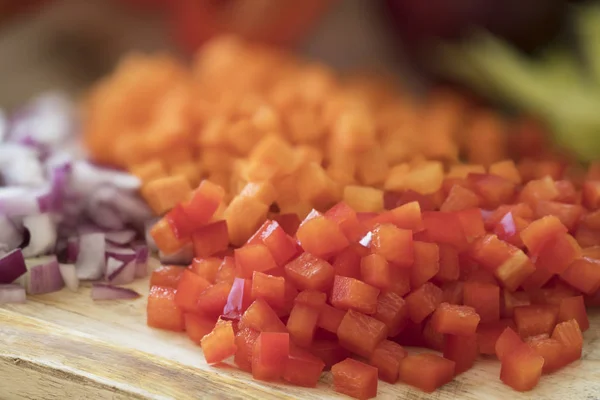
[147,160,600,399]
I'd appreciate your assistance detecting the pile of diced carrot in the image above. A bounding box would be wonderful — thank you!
[83,35,567,247]
[146,157,600,398]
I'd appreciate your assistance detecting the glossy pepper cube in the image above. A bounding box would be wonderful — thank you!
[500,344,544,392]
[398,353,455,393]
[286,303,320,347]
[331,275,380,315]
[369,340,407,383]
[296,214,349,259]
[443,334,479,374]
[147,286,185,332]
[174,269,211,312]
[149,265,184,289]
[247,220,298,267]
[513,305,559,339]
[337,310,389,358]
[283,347,326,387]
[196,281,233,316]
[184,313,216,345]
[234,243,278,279]
[405,282,443,324]
[430,303,481,336]
[251,271,285,308]
[252,332,290,381]
[285,252,335,292]
[368,223,414,267]
[411,241,440,289]
[239,298,287,333]
[332,358,378,400]
[463,282,500,323]
[373,291,408,337]
[201,318,237,364]
[360,253,391,290]
[191,220,229,258]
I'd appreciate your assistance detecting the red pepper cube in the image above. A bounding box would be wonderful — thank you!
[405,282,443,324]
[239,298,287,333]
[534,201,583,232]
[223,278,253,320]
[310,340,351,369]
[441,281,464,305]
[527,336,567,373]
[283,347,326,387]
[467,173,516,209]
[455,208,486,243]
[184,180,225,226]
[294,290,327,308]
[411,241,440,289]
[583,180,600,209]
[331,275,380,315]
[368,340,407,383]
[430,303,480,336]
[373,291,408,337]
[252,332,290,381]
[535,233,582,275]
[201,318,237,364]
[191,220,229,258]
[286,303,320,347]
[519,176,559,205]
[360,254,391,290]
[337,310,389,358]
[166,204,196,239]
[296,215,349,259]
[500,344,544,392]
[388,201,425,232]
[318,304,346,333]
[389,267,411,297]
[331,244,363,279]
[575,225,600,247]
[422,318,445,351]
[251,271,285,308]
[174,269,211,312]
[189,257,221,283]
[331,358,378,400]
[514,304,559,339]
[184,313,216,345]
[463,282,500,323]
[502,290,531,318]
[284,252,335,292]
[234,327,260,372]
[150,217,188,255]
[440,184,481,212]
[325,201,365,242]
[247,220,298,267]
[560,257,600,294]
[521,266,555,291]
[272,213,301,236]
[149,265,184,289]
[394,189,437,211]
[422,211,468,250]
[494,212,529,249]
[468,234,514,272]
[147,286,185,331]
[495,249,536,291]
[234,243,278,279]
[552,319,583,363]
[215,256,236,284]
[443,334,479,374]
[476,319,517,355]
[520,215,568,256]
[196,281,233,316]
[558,296,589,331]
[495,327,524,361]
[369,223,414,267]
[436,244,460,282]
[398,353,455,393]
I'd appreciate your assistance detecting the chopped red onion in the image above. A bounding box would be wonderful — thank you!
[0,215,23,252]
[0,144,45,187]
[21,213,57,258]
[66,236,79,263]
[24,256,64,295]
[58,263,79,291]
[134,244,149,278]
[38,161,71,213]
[71,161,141,194]
[105,229,136,245]
[75,232,105,280]
[159,243,194,266]
[0,187,41,216]
[105,245,137,264]
[91,283,140,301]
[0,284,26,304]
[0,248,27,284]
[145,218,159,252]
[107,258,136,285]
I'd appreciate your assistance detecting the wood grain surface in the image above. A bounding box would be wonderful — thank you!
[1,275,599,400]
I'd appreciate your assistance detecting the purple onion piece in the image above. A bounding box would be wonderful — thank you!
[0,216,23,253]
[22,213,57,258]
[105,245,137,264]
[66,237,79,263]
[105,229,136,245]
[134,244,149,278]
[25,256,64,295]
[0,284,26,304]
[91,283,140,301]
[75,232,105,280]
[108,259,136,285]
[0,187,41,217]
[0,248,27,284]
[145,218,160,252]
[58,263,78,291]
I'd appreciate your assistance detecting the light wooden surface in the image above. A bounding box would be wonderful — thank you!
[1,274,599,400]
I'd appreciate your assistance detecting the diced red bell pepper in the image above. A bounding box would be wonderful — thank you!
[215,256,236,284]
[201,317,237,364]
[583,180,600,209]
[552,319,583,363]
[283,346,326,387]
[394,189,438,211]
[477,319,517,355]
[287,303,320,347]
[495,250,536,291]
[272,213,302,237]
[529,284,579,306]
[493,212,529,248]
[332,358,378,400]
[467,173,516,209]
[234,327,260,372]
[468,234,514,273]
[251,271,285,308]
[422,211,468,250]
[465,269,498,285]
[368,223,414,267]
[223,277,253,320]
[234,243,278,279]
[337,310,389,358]
[422,317,445,351]
[331,244,363,279]
[527,336,567,373]
[534,233,582,276]
[285,252,335,292]
[440,184,480,212]
[325,202,365,242]
[296,214,349,259]
[388,267,412,297]
[388,201,425,232]
[521,266,555,291]
[496,326,524,361]
[443,334,479,374]
[500,343,544,391]
[582,245,600,259]
[197,281,233,316]
[294,290,327,308]
[252,332,290,381]
[147,286,185,331]
[360,253,390,290]
[485,203,534,230]
[518,176,559,206]
[183,180,225,226]
[455,208,486,243]
[184,313,216,345]
[189,257,221,283]
[278,280,299,318]
[331,275,380,315]
[318,303,346,333]
[581,210,600,230]
[520,215,568,256]
[373,291,408,337]
[436,244,460,282]
[411,241,440,289]
[513,305,559,339]
[191,220,229,258]
[560,257,600,294]
[174,269,212,312]
[441,281,464,305]
[150,217,189,255]
[430,303,481,336]
[247,220,298,267]
[405,282,443,324]
[398,353,455,393]
[575,225,600,247]
[534,201,583,232]
[558,296,589,331]
[554,180,580,204]
[149,265,184,289]
[369,340,407,383]
[310,340,350,369]
[463,282,500,323]
[166,204,196,239]
[502,290,531,318]
[239,298,287,333]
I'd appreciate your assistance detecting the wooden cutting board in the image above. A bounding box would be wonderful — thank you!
[1,269,600,400]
